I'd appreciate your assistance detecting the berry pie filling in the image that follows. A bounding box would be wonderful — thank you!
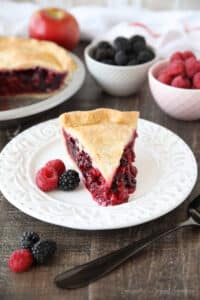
[0,67,67,96]
[63,130,137,206]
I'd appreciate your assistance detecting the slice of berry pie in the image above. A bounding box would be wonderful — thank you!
[59,108,139,206]
[0,36,76,98]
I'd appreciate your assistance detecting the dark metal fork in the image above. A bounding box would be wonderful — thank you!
[55,194,200,289]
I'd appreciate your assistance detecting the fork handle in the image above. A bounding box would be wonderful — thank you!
[55,218,194,289]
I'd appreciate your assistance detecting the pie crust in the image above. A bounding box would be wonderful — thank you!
[60,108,139,182]
[0,36,76,98]
[60,108,139,205]
[0,36,76,72]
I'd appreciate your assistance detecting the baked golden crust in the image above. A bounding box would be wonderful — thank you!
[0,36,76,73]
[60,108,139,128]
[60,108,139,182]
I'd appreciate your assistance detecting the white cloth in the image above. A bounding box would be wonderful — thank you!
[1,1,200,57]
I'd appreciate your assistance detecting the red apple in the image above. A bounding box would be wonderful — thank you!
[29,7,80,50]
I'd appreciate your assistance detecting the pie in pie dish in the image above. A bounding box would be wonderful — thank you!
[59,108,139,206]
[0,36,76,98]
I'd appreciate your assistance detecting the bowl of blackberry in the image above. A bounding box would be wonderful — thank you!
[85,35,156,96]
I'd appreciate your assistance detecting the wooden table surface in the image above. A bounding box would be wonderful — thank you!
[0,43,200,300]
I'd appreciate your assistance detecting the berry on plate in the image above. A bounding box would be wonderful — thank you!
[46,159,66,176]
[58,170,80,191]
[171,75,191,89]
[21,231,40,249]
[36,166,58,191]
[8,249,33,273]
[32,240,57,265]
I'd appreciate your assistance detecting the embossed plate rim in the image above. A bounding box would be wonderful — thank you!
[0,118,197,230]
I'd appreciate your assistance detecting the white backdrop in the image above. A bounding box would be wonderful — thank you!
[24,0,200,10]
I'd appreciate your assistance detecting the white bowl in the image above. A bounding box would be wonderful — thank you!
[148,59,200,121]
[84,43,157,97]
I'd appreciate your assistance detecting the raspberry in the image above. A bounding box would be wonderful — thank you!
[36,166,58,191]
[171,75,191,89]
[8,249,33,273]
[157,71,172,85]
[46,159,66,176]
[193,72,200,88]
[167,60,185,76]
[170,52,184,62]
[182,51,196,60]
[185,57,199,78]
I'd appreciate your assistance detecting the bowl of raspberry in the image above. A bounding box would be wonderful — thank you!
[85,35,156,96]
[148,51,200,121]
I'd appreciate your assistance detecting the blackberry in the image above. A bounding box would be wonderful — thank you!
[137,49,155,63]
[105,48,115,59]
[58,170,80,191]
[32,240,57,265]
[101,59,115,65]
[96,41,112,49]
[127,58,138,66]
[115,51,128,65]
[132,40,146,53]
[129,35,145,45]
[20,231,40,249]
[90,48,97,59]
[95,48,108,61]
[114,37,129,52]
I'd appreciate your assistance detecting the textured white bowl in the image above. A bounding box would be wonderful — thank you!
[85,43,157,97]
[149,60,200,121]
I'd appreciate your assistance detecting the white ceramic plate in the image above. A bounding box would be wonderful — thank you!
[0,53,85,121]
[0,119,197,230]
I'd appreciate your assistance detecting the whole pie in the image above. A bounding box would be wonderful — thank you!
[59,108,139,206]
[0,36,76,98]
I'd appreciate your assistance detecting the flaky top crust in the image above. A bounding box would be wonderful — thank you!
[60,108,139,128]
[0,36,76,72]
[60,109,139,182]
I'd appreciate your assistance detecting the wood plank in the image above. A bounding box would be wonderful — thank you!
[0,42,200,300]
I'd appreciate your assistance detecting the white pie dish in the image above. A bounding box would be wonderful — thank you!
[0,118,197,230]
[84,43,157,97]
